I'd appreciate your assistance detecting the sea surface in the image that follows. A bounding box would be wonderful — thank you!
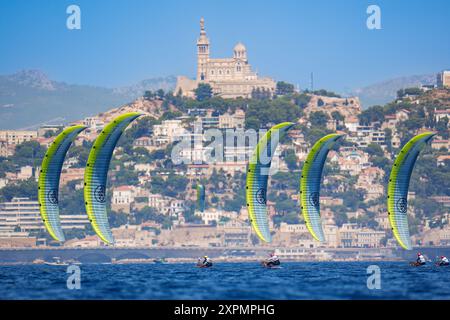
[0,262,449,300]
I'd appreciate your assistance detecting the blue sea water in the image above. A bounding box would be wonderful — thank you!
[0,262,449,300]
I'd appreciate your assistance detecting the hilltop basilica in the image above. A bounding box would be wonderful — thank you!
[175,18,276,99]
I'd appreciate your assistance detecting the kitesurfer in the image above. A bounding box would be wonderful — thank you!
[265,252,280,267]
[438,256,449,266]
[199,255,212,267]
[416,252,426,265]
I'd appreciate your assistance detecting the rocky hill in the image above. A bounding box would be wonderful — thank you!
[0,70,176,129]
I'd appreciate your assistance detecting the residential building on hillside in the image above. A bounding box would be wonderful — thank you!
[431,139,449,150]
[0,140,12,157]
[347,125,386,148]
[0,130,37,145]
[437,70,450,88]
[0,197,42,233]
[153,119,188,143]
[17,166,34,181]
[37,125,64,137]
[344,116,359,132]
[434,108,450,124]
[83,117,104,131]
[112,186,135,213]
[218,109,245,129]
[217,219,251,246]
[0,198,88,238]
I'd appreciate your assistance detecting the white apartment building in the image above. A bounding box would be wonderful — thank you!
[83,117,105,131]
[347,125,386,148]
[0,197,42,233]
[434,108,450,123]
[0,130,38,145]
[153,120,188,142]
[196,209,222,225]
[356,230,386,248]
[111,186,135,213]
[148,194,168,211]
[218,110,245,129]
[437,70,450,88]
[112,186,134,205]
[0,198,88,236]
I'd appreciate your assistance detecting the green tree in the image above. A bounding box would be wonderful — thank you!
[276,81,295,95]
[0,179,38,201]
[156,89,165,99]
[358,105,384,125]
[309,111,329,128]
[317,98,325,107]
[312,89,341,98]
[194,83,213,101]
[365,143,384,158]
[283,149,298,170]
[13,141,47,167]
[331,111,344,122]
[293,93,311,108]
[144,90,155,100]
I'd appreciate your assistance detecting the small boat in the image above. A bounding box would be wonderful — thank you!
[153,258,167,264]
[44,257,68,266]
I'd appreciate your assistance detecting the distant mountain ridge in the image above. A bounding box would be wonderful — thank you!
[0,70,176,129]
[0,69,441,129]
[5,70,57,91]
[352,73,437,108]
[113,76,177,100]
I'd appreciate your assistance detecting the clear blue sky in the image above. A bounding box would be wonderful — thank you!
[0,0,449,92]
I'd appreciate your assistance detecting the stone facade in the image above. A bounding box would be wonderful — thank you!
[437,70,450,88]
[175,18,276,99]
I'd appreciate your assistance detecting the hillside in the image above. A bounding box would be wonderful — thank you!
[0,70,176,130]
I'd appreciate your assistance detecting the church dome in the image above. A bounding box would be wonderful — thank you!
[234,42,246,52]
[234,42,247,60]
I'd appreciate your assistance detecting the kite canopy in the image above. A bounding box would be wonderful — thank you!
[246,122,295,242]
[197,184,206,212]
[84,112,142,244]
[300,133,344,242]
[38,125,86,241]
[388,132,435,250]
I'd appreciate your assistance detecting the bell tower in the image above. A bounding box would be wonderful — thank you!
[197,17,210,81]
